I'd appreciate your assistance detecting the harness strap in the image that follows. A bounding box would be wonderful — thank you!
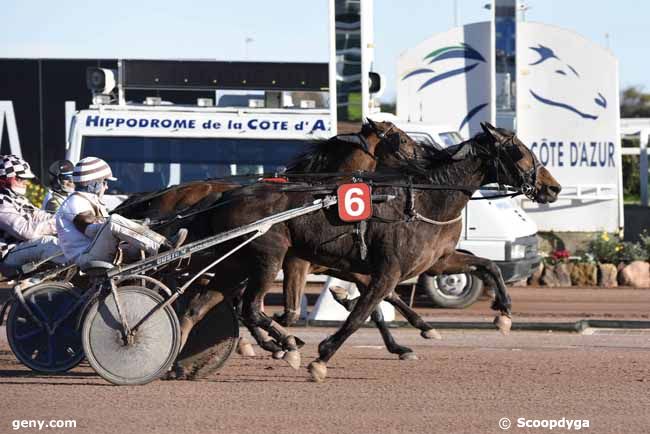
[354,220,368,260]
[411,211,463,226]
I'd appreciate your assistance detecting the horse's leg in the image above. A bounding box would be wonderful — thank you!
[370,307,418,360]
[430,251,512,334]
[177,289,225,351]
[309,268,401,382]
[274,255,311,326]
[383,292,442,340]
[240,259,304,369]
[328,277,417,360]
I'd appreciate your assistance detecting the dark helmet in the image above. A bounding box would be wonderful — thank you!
[48,160,74,192]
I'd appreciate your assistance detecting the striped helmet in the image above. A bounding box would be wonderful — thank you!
[0,155,36,179]
[73,157,117,186]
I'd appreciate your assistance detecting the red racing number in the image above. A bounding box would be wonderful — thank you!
[337,183,372,222]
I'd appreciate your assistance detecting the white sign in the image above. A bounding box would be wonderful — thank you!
[397,22,495,137]
[0,101,24,157]
[516,22,622,232]
[79,111,331,139]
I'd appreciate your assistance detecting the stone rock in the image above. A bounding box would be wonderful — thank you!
[527,262,544,286]
[570,263,598,286]
[598,263,618,288]
[540,264,558,287]
[618,261,650,288]
[510,279,528,287]
[554,262,573,287]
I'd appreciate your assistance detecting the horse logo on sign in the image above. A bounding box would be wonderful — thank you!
[527,44,607,121]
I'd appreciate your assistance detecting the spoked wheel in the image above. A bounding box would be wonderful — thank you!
[81,285,181,386]
[418,272,484,309]
[6,282,84,373]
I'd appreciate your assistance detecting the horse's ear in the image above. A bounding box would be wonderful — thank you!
[366,117,379,131]
[337,134,361,144]
[481,122,508,144]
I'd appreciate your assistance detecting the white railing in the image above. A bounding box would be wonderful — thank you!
[620,126,650,206]
[553,184,618,201]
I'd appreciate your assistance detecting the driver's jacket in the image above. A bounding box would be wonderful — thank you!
[0,188,57,259]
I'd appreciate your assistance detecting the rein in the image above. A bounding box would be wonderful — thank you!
[127,170,523,230]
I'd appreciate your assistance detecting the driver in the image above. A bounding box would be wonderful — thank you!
[42,159,75,213]
[0,155,66,268]
[55,157,187,267]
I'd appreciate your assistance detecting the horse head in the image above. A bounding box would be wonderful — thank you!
[286,119,424,173]
[480,122,561,204]
[362,118,425,163]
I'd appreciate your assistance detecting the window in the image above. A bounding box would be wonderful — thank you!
[81,136,311,194]
[439,131,464,147]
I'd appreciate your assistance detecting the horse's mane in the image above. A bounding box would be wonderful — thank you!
[382,132,492,184]
[284,135,364,174]
[113,185,177,213]
[285,138,338,173]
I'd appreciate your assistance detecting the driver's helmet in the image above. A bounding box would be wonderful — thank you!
[47,159,74,192]
[0,155,36,180]
[73,157,117,194]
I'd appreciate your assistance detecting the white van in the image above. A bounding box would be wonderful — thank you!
[66,103,333,211]
[372,114,540,308]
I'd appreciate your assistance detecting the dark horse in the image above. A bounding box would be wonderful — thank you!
[116,120,447,362]
[164,122,561,382]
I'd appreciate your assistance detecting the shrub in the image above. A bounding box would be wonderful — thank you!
[638,230,650,258]
[617,241,649,262]
[26,180,47,208]
[545,248,570,265]
[587,232,620,263]
[586,232,649,263]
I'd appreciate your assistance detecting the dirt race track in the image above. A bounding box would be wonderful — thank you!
[1,325,650,434]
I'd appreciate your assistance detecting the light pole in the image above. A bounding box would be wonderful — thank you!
[244,37,254,60]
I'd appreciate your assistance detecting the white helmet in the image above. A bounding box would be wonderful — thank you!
[73,157,117,186]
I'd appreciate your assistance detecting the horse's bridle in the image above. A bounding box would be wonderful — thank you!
[368,123,424,161]
[494,135,539,200]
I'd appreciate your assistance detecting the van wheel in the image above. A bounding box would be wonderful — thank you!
[418,273,483,309]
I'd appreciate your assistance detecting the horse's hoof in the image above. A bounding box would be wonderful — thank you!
[162,365,184,380]
[237,339,256,357]
[494,314,512,335]
[329,285,349,302]
[272,351,286,360]
[162,371,177,380]
[421,328,442,340]
[308,360,327,383]
[283,350,301,370]
[399,352,418,361]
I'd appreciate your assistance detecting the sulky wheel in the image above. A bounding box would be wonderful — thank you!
[81,285,181,386]
[6,282,85,373]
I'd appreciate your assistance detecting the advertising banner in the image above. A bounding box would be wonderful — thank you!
[516,22,622,232]
[397,22,495,138]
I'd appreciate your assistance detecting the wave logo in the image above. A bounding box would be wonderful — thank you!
[528,44,606,121]
[401,43,488,131]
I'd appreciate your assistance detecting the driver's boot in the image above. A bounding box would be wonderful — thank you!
[165,228,188,250]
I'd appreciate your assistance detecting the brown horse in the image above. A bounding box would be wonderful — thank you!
[116,121,444,361]
[167,122,561,381]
